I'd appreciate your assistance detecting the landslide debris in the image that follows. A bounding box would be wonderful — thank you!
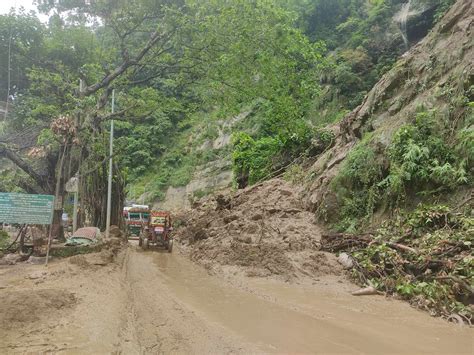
[176,179,342,280]
[321,203,474,323]
[289,0,474,321]
[0,224,126,265]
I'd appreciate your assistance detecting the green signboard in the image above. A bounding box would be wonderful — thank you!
[0,192,55,225]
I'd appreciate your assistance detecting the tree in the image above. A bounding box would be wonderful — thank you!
[1,1,198,233]
[0,11,44,112]
[1,0,327,226]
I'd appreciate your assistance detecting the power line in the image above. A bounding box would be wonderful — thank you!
[4,10,13,120]
[0,125,45,148]
[3,0,19,119]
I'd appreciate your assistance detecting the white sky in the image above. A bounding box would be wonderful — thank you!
[0,0,50,23]
[0,0,39,14]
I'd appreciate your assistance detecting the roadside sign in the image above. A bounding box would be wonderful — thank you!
[0,192,55,225]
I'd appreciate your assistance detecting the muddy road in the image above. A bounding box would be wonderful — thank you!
[1,245,472,354]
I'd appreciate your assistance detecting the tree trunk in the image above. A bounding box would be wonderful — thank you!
[111,162,125,229]
[52,143,69,241]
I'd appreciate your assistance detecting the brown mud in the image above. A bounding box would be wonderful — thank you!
[0,244,472,354]
[176,178,343,281]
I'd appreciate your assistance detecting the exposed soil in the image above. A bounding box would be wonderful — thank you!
[176,178,343,281]
[0,289,76,329]
[0,1,472,353]
[0,244,472,353]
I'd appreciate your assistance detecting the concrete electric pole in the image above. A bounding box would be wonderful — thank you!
[105,90,115,238]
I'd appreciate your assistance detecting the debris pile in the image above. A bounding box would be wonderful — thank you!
[176,179,342,280]
[321,204,474,323]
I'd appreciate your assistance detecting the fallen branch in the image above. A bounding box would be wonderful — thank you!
[352,286,383,296]
[435,276,474,295]
[455,194,473,210]
[387,242,417,254]
[320,233,373,252]
[321,232,417,254]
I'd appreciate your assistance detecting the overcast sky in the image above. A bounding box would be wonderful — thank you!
[0,0,39,14]
[0,0,51,23]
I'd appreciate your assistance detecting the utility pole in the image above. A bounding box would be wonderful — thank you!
[105,90,115,238]
[72,181,79,233]
[72,79,83,234]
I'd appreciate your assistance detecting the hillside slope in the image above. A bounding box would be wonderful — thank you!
[177,0,473,321]
[302,0,473,224]
[128,1,459,208]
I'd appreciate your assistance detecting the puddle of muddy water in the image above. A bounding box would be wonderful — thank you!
[150,252,473,354]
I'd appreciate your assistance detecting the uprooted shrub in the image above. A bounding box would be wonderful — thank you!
[323,204,473,323]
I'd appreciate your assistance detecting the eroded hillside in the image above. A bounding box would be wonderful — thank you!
[177,0,473,321]
[302,0,473,224]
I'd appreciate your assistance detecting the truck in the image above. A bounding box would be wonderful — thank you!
[138,210,173,252]
[124,204,150,238]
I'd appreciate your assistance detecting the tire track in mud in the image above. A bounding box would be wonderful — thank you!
[115,249,142,354]
[115,246,254,354]
[1,246,471,354]
[125,245,473,354]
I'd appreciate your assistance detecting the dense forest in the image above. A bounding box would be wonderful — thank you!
[1,0,457,203]
[0,0,472,320]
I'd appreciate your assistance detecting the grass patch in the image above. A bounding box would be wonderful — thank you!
[0,230,10,249]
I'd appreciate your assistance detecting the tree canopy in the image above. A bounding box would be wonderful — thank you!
[0,0,457,226]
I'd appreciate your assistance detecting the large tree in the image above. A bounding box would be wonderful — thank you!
[1,0,325,232]
[1,0,198,232]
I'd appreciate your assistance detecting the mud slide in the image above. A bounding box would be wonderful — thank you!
[133,248,472,354]
[0,246,472,353]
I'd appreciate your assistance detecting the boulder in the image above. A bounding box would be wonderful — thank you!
[337,252,354,269]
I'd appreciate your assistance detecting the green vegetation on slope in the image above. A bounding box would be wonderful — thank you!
[332,104,473,232]
[126,0,456,202]
[0,0,469,321]
[0,0,457,206]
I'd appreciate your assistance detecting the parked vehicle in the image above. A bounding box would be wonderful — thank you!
[124,205,150,238]
[139,210,173,252]
[65,227,102,246]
